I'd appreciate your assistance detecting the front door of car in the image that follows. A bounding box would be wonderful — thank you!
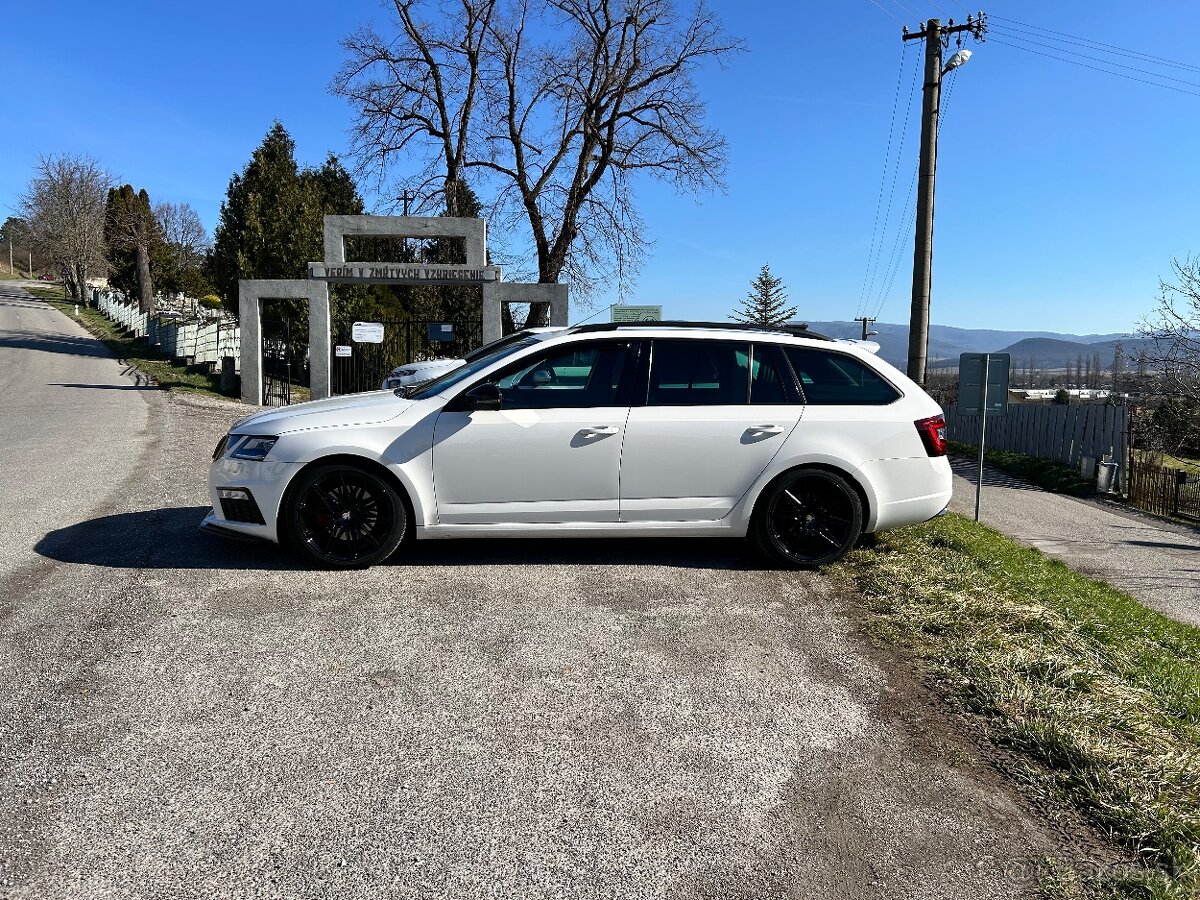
[619,340,803,521]
[432,340,633,524]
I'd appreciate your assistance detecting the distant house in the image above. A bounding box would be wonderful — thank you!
[1009,388,1119,405]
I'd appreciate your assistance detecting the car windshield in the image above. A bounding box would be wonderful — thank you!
[408,334,543,400]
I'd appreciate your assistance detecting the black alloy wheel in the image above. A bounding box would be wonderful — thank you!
[284,464,408,568]
[752,469,863,568]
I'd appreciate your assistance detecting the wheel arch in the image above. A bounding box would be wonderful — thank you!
[276,453,418,543]
[747,461,876,533]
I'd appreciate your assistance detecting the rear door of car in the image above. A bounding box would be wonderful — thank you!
[618,339,803,522]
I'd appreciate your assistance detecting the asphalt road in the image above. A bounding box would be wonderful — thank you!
[0,283,1098,898]
[950,458,1200,628]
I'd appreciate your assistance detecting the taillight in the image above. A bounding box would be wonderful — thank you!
[915,415,947,457]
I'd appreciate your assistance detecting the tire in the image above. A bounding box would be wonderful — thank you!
[283,463,408,569]
[751,468,864,568]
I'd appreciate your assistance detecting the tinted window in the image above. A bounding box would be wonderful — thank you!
[648,340,749,406]
[482,343,628,409]
[750,344,791,405]
[411,335,541,399]
[783,348,900,405]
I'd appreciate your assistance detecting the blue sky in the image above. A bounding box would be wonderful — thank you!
[2,0,1196,334]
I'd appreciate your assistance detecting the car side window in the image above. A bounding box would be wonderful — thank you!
[482,343,629,409]
[750,344,793,405]
[648,340,750,406]
[783,347,901,405]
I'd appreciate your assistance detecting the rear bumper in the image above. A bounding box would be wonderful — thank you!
[860,455,954,532]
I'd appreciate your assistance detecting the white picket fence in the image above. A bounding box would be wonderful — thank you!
[944,401,1128,472]
[95,290,240,370]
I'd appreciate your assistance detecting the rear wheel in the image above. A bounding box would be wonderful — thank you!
[284,463,407,568]
[751,469,863,568]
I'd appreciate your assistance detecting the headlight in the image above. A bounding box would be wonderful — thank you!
[227,435,278,461]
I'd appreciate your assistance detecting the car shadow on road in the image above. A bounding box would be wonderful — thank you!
[36,506,762,571]
[36,506,301,571]
[396,536,760,570]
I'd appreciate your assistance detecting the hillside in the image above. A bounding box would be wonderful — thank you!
[802,320,1143,370]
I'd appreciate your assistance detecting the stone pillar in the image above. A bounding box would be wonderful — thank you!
[238,279,329,406]
[481,281,502,345]
[308,281,331,401]
[238,288,261,405]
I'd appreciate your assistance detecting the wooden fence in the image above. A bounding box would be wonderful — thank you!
[944,402,1128,475]
[1127,459,1200,520]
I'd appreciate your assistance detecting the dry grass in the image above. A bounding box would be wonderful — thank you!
[835,515,1200,899]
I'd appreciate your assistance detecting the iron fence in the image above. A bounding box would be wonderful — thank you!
[330,318,483,395]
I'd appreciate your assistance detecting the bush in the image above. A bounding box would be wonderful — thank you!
[198,294,223,310]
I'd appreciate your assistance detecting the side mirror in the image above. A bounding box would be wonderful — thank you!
[464,382,502,411]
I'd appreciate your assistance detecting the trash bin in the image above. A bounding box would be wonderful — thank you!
[1096,461,1118,493]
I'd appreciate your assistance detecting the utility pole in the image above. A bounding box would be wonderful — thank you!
[903,14,986,386]
[853,315,877,340]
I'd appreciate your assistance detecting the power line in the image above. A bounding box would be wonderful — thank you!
[860,46,921,319]
[989,25,1200,89]
[886,0,923,23]
[865,0,903,25]
[988,37,1200,99]
[990,14,1200,74]
[857,43,915,319]
[868,165,919,321]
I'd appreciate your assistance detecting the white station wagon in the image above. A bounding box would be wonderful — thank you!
[203,322,952,568]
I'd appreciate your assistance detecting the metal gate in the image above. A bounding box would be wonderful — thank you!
[261,314,309,406]
[330,318,483,395]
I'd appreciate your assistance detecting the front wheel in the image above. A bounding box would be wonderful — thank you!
[751,469,864,568]
[283,463,408,568]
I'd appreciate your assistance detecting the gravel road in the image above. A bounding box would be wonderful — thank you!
[1,284,1097,898]
[950,457,1200,628]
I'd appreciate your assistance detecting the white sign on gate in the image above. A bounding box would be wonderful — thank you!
[335,345,352,357]
[351,321,385,343]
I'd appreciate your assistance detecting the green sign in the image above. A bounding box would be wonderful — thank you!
[612,304,662,323]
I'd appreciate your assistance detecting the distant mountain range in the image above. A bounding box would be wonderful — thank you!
[802,321,1152,370]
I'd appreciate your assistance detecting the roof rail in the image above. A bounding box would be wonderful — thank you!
[570,320,836,341]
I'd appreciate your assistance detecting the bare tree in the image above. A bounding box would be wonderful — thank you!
[1142,255,1200,406]
[155,201,211,274]
[333,0,497,218]
[334,0,741,326]
[21,154,112,302]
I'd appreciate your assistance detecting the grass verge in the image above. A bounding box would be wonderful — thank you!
[948,440,1095,496]
[26,284,233,399]
[834,514,1200,899]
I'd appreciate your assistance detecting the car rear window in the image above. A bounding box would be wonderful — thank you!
[783,347,900,405]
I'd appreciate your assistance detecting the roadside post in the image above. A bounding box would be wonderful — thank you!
[959,353,1010,521]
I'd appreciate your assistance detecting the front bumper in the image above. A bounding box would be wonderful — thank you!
[204,456,305,544]
[199,512,274,543]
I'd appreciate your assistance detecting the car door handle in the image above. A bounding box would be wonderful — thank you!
[578,425,618,438]
[747,424,783,436]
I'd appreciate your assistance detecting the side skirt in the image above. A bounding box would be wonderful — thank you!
[415,520,745,540]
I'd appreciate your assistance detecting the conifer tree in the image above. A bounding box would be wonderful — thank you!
[733,264,796,328]
[209,124,364,314]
